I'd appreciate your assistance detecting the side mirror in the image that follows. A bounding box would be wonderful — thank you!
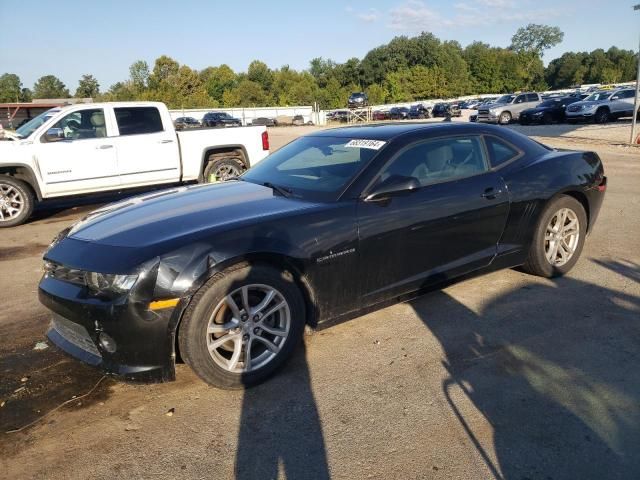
[365,175,420,202]
[610,96,619,101]
[43,128,65,142]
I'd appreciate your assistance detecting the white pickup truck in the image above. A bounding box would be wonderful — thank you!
[0,101,270,226]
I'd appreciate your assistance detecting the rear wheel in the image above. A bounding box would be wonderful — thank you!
[522,195,587,278]
[203,158,245,183]
[178,264,305,389]
[0,177,35,228]
[499,111,512,125]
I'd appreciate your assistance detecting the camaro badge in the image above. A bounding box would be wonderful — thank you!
[317,248,356,264]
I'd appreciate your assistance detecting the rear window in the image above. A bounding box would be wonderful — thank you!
[115,107,164,135]
[484,136,520,168]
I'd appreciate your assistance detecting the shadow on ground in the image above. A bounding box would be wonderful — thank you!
[411,260,640,479]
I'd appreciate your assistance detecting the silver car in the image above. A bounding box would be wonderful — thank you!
[565,89,638,124]
[476,92,542,125]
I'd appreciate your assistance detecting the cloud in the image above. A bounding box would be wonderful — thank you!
[389,0,440,30]
[357,8,381,23]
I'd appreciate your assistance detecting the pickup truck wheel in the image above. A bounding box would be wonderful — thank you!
[0,177,35,227]
[498,112,512,125]
[178,264,305,389]
[204,158,245,183]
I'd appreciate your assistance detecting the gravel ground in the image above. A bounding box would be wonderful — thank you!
[1,125,639,480]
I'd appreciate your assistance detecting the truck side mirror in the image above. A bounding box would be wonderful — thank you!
[43,128,65,143]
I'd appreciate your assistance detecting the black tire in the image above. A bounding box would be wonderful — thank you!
[203,157,245,183]
[543,112,553,125]
[499,111,512,125]
[0,176,36,228]
[522,195,587,278]
[594,108,609,124]
[178,264,306,389]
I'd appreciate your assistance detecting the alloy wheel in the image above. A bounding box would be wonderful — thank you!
[206,284,291,373]
[544,207,580,267]
[210,163,242,182]
[0,183,25,222]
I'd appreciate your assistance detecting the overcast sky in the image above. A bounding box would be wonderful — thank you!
[1,0,638,91]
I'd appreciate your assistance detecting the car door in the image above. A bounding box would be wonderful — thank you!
[611,90,636,116]
[111,106,180,187]
[356,135,510,306]
[34,107,120,196]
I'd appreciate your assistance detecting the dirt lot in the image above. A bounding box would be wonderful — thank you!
[1,122,639,479]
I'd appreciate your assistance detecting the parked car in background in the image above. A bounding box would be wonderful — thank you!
[292,115,306,126]
[476,92,542,125]
[174,117,201,130]
[348,92,368,109]
[431,103,448,117]
[202,112,242,128]
[0,102,270,226]
[251,117,277,127]
[459,99,482,109]
[372,110,389,121]
[519,96,583,125]
[389,107,410,120]
[408,104,432,119]
[565,89,638,124]
[39,123,606,388]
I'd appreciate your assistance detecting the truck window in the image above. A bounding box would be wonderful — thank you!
[114,107,164,136]
[49,109,107,140]
[515,95,527,103]
[526,93,539,102]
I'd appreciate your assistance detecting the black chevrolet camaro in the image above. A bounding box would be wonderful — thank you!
[39,123,607,388]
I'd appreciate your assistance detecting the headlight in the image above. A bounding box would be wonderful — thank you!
[85,272,138,294]
[533,111,544,116]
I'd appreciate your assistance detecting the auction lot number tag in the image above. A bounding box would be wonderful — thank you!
[345,139,386,150]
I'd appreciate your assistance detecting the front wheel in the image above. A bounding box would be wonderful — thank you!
[594,108,609,124]
[178,264,306,389]
[499,112,512,125]
[0,177,35,227]
[522,195,587,278]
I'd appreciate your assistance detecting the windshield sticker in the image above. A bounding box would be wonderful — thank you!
[345,139,386,150]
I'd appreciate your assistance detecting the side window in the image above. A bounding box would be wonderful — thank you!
[620,90,634,99]
[527,93,539,102]
[378,136,488,187]
[114,107,164,136]
[49,109,106,140]
[515,95,527,103]
[485,136,520,168]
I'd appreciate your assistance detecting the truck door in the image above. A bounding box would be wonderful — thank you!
[34,107,120,196]
[111,106,181,187]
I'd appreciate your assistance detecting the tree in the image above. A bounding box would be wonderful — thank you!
[222,79,271,107]
[150,55,179,88]
[33,75,69,98]
[201,64,237,103]
[0,73,23,102]
[365,83,387,105]
[129,60,150,91]
[510,24,564,58]
[247,60,273,90]
[75,74,100,98]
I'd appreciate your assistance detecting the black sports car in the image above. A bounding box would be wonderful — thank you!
[519,97,582,125]
[39,123,606,388]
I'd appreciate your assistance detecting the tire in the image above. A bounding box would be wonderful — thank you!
[594,108,609,124]
[522,195,587,278]
[499,111,512,125]
[203,158,245,183]
[178,264,306,389]
[543,112,553,125]
[0,176,35,228]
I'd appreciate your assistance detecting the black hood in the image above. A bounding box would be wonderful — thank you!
[66,181,319,248]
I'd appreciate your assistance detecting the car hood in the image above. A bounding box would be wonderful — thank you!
[67,181,320,248]
[570,100,605,109]
[522,106,551,114]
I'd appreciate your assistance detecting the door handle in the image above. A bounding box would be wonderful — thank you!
[158,139,174,144]
[481,187,503,199]
[96,144,113,150]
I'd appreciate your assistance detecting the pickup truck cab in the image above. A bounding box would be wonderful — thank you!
[0,101,270,226]
[476,92,542,125]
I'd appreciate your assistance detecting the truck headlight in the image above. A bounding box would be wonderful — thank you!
[85,272,138,294]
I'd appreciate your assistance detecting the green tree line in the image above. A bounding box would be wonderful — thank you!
[1,25,637,109]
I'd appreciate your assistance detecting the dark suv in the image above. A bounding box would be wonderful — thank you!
[174,117,201,130]
[202,112,242,128]
[348,92,368,109]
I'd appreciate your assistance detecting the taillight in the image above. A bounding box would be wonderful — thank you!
[597,176,607,192]
[261,130,269,151]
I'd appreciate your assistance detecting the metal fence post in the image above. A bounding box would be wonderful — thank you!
[631,4,640,145]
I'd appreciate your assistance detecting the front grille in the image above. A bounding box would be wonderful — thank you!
[44,261,86,286]
[567,105,581,112]
[478,109,490,115]
[50,315,101,358]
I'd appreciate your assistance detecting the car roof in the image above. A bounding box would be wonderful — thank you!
[308,122,510,141]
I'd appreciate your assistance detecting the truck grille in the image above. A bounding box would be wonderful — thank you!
[50,315,101,358]
[44,261,86,286]
[567,105,582,112]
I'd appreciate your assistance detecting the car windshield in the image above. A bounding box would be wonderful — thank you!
[585,92,612,101]
[495,95,515,104]
[241,135,382,201]
[538,100,562,107]
[15,110,57,138]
